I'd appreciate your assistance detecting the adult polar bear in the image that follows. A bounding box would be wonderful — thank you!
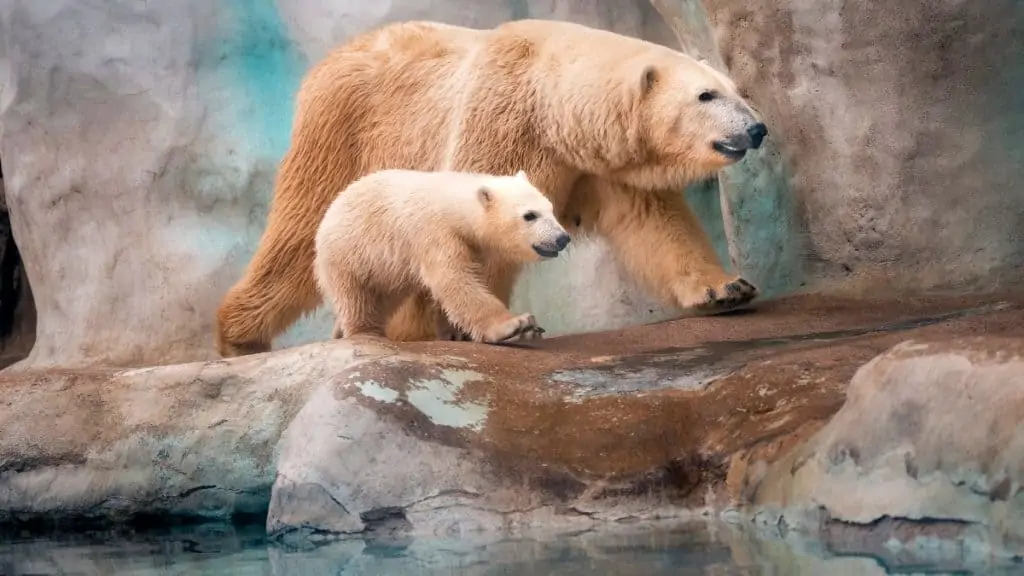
[215,19,768,357]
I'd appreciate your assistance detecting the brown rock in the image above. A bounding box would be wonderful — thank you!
[263,294,1024,541]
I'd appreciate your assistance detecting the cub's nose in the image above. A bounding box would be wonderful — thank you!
[747,122,768,149]
[555,233,571,251]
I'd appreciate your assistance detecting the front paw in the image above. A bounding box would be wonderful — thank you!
[481,313,545,344]
[677,276,758,312]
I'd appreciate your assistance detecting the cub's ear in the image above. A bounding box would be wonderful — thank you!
[476,185,493,208]
[514,169,529,181]
[640,65,657,95]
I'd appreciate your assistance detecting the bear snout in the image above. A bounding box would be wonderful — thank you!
[713,120,769,160]
[532,232,570,259]
[747,122,768,149]
[555,232,571,251]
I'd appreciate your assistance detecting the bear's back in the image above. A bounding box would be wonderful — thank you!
[333,169,487,237]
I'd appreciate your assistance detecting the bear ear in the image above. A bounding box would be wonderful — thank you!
[476,185,493,208]
[640,65,658,94]
[515,170,529,181]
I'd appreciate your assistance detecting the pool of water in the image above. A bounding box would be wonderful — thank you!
[0,520,1014,575]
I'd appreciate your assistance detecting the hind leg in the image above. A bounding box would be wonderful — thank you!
[385,291,441,342]
[215,237,322,357]
[332,281,406,340]
[215,175,335,357]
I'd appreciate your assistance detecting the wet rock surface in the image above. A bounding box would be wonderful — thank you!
[3,293,1023,564]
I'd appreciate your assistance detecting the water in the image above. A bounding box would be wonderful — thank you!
[0,520,1015,575]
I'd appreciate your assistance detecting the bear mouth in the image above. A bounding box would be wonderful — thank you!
[532,245,561,259]
[712,141,748,161]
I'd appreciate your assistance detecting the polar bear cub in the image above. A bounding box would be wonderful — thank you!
[313,169,572,344]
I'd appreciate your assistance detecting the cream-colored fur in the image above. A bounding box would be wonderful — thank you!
[215,19,767,357]
[314,169,568,343]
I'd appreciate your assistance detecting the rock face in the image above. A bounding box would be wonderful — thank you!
[0,0,725,370]
[747,336,1024,560]
[3,294,1024,564]
[697,0,1024,294]
[0,343,364,524]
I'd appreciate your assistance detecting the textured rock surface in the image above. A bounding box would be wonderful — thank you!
[0,342,364,524]
[5,294,1022,562]
[0,0,731,370]
[747,335,1024,560]
[699,0,1024,294]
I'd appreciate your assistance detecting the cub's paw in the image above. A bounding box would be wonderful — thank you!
[481,313,545,344]
[680,276,759,312]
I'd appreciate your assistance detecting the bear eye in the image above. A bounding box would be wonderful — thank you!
[523,211,539,222]
[698,90,717,102]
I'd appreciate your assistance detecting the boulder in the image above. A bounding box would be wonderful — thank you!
[746,335,1024,561]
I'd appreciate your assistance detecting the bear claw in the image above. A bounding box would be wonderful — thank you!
[483,313,544,344]
[694,277,758,311]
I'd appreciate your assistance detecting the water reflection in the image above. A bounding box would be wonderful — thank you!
[0,520,1016,575]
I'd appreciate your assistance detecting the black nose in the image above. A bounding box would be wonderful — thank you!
[555,233,571,250]
[747,122,768,149]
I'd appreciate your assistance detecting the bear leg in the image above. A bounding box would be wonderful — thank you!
[215,265,321,357]
[334,282,396,339]
[419,242,537,344]
[385,292,444,341]
[386,255,521,342]
[579,177,758,313]
[435,312,472,341]
[215,203,330,357]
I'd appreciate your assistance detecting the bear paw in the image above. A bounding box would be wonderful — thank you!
[680,276,759,312]
[481,313,546,344]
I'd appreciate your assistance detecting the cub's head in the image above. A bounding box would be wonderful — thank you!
[618,50,768,188]
[476,171,571,262]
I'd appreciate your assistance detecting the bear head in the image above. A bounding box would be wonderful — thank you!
[603,50,768,190]
[476,170,571,262]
